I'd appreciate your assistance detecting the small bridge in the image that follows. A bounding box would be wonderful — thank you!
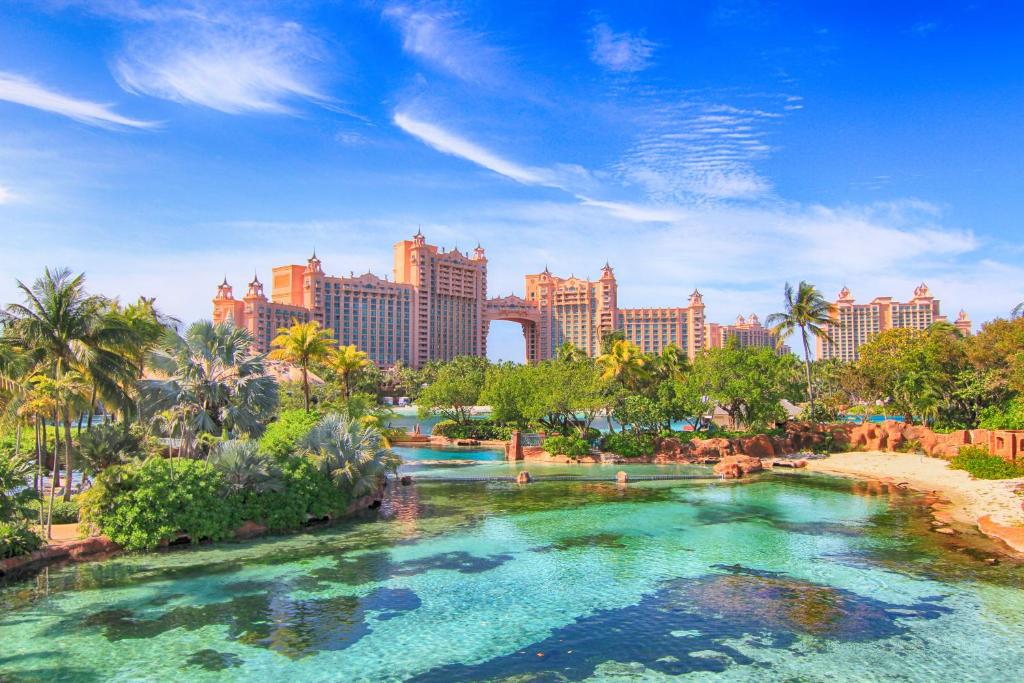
[484,294,542,363]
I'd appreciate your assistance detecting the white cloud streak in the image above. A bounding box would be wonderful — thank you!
[0,70,156,129]
[393,111,573,188]
[0,184,14,204]
[383,4,504,83]
[590,23,655,73]
[113,17,327,114]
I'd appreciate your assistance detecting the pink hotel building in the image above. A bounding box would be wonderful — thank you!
[816,284,972,362]
[213,232,968,366]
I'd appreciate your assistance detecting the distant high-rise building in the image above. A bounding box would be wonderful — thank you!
[214,233,967,368]
[523,263,707,360]
[214,231,485,367]
[816,284,971,361]
[706,313,787,353]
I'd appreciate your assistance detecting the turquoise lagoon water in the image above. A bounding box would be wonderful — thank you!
[3,450,1024,681]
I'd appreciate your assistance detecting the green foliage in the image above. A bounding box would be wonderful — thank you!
[685,342,797,430]
[208,440,283,494]
[301,413,400,498]
[27,497,80,524]
[230,455,347,531]
[0,520,43,559]
[543,435,591,457]
[0,451,36,522]
[896,439,924,454]
[431,419,514,440]
[950,445,1024,479]
[416,355,489,423]
[79,458,238,551]
[613,395,666,434]
[77,424,143,476]
[978,397,1024,430]
[259,409,323,459]
[600,432,655,457]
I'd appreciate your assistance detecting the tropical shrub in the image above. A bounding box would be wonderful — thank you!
[0,452,36,522]
[79,458,237,551]
[231,456,347,531]
[600,432,655,457]
[950,446,1024,479]
[260,409,324,459]
[27,498,80,524]
[431,419,514,441]
[77,424,143,476]
[302,414,400,498]
[0,521,43,559]
[543,435,591,457]
[978,398,1024,430]
[208,440,283,495]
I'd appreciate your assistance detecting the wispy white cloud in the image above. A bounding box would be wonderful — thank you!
[393,111,596,193]
[0,70,156,129]
[113,15,327,114]
[614,98,786,202]
[590,23,655,73]
[383,4,504,84]
[0,184,14,204]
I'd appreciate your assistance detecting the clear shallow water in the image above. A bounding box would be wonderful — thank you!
[3,453,1024,682]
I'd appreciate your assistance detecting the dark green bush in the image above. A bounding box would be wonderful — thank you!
[950,446,1024,480]
[80,458,239,551]
[543,435,591,457]
[231,456,347,531]
[0,521,43,559]
[600,432,655,457]
[431,419,514,440]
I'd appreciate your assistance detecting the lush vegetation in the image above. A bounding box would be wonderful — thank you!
[542,435,591,458]
[950,445,1024,479]
[431,419,515,441]
[1,520,43,559]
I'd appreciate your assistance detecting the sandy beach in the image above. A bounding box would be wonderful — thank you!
[804,451,1024,554]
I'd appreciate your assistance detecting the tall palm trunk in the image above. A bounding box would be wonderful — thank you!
[87,385,97,431]
[50,409,60,490]
[302,366,311,412]
[800,325,816,420]
[63,408,74,501]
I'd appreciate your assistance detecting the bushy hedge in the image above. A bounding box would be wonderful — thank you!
[232,456,348,531]
[950,446,1024,480]
[0,521,43,559]
[978,398,1024,430]
[27,498,80,524]
[543,435,591,457]
[600,432,655,457]
[80,458,238,551]
[431,419,515,440]
[80,453,352,550]
[259,409,323,460]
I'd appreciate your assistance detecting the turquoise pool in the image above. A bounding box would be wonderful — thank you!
[2,450,1023,681]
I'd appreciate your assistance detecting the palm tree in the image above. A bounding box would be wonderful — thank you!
[1,268,136,498]
[142,321,278,456]
[207,440,282,494]
[596,339,648,391]
[325,344,372,399]
[555,342,589,364]
[77,423,142,478]
[766,281,834,420]
[1013,302,1024,319]
[301,413,399,498]
[0,451,35,522]
[652,344,688,382]
[269,320,335,411]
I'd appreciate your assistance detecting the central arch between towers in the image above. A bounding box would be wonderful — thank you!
[484,295,541,363]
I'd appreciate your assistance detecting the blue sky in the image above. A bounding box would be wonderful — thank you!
[1,0,1022,361]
